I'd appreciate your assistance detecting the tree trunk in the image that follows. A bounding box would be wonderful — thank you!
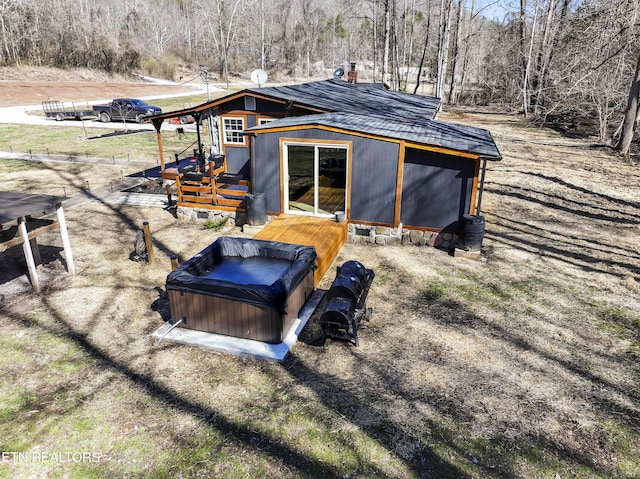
[616,52,640,157]
[260,0,265,70]
[531,0,556,115]
[372,0,378,82]
[447,0,463,104]
[520,0,528,114]
[391,0,401,90]
[403,0,416,91]
[216,0,229,86]
[413,0,432,94]
[522,0,539,117]
[436,0,453,99]
[533,0,570,116]
[457,0,475,103]
[382,0,391,85]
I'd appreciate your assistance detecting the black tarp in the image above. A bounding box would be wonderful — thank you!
[166,237,316,313]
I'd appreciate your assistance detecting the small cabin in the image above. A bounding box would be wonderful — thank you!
[150,78,501,234]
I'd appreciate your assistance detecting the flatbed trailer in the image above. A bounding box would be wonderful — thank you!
[42,100,96,121]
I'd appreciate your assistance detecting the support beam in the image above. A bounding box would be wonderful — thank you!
[56,204,75,275]
[29,238,41,266]
[394,142,406,227]
[151,118,166,172]
[476,158,488,216]
[18,217,40,292]
[194,112,203,160]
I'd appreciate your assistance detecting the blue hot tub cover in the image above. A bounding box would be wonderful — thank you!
[166,237,317,313]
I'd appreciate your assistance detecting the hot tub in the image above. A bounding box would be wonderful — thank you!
[166,237,317,343]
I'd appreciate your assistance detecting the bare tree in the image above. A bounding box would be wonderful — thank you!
[435,0,453,99]
[521,0,540,117]
[617,52,640,156]
[0,0,19,64]
[413,0,433,94]
[382,0,391,85]
[402,0,417,91]
[447,0,463,103]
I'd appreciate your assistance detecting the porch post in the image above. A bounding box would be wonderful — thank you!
[152,118,166,172]
[476,158,488,216]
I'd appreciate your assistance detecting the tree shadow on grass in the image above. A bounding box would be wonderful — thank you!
[0,245,66,292]
[4,297,385,478]
[483,166,640,279]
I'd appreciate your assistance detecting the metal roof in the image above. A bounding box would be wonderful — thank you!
[247,112,502,160]
[246,79,442,121]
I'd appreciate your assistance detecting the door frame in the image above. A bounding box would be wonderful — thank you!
[280,138,352,218]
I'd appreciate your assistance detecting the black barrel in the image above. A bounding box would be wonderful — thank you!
[460,214,485,251]
[246,192,267,226]
[327,275,364,302]
[338,261,369,283]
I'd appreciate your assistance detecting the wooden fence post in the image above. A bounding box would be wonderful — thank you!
[143,222,155,265]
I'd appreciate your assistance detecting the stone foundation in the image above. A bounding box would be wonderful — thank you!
[176,206,242,226]
[176,206,275,228]
[176,210,461,250]
[348,222,459,249]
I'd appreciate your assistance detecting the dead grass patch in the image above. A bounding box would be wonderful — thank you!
[1,109,639,478]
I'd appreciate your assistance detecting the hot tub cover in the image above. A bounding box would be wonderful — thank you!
[166,237,317,313]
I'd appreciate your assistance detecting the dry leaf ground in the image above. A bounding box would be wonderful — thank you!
[0,82,639,478]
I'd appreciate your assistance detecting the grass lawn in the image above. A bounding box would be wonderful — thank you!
[0,109,638,478]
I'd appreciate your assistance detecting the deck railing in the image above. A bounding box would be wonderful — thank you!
[175,173,249,210]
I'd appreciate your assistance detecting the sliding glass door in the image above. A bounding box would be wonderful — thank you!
[284,142,348,217]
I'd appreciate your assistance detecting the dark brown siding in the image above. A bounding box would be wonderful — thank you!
[168,270,314,344]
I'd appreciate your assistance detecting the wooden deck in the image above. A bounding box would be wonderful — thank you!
[254,215,348,286]
[292,186,346,215]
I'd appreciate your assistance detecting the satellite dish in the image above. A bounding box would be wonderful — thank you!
[250,69,268,87]
[333,67,345,80]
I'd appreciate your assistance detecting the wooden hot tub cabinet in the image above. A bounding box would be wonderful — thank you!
[166,237,317,344]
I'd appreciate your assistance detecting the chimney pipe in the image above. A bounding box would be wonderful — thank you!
[348,62,358,83]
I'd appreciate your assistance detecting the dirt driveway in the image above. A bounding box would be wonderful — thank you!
[0,80,201,108]
[0,74,209,129]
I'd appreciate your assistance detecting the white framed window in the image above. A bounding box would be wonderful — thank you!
[258,118,275,125]
[223,117,246,145]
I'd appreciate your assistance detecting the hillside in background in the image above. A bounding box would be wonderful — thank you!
[0,0,638,156]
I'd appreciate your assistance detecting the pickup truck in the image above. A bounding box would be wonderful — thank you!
[92,98,162,123]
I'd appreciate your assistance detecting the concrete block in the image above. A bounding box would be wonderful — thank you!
[454,248,482,261]
[242,224,265,236]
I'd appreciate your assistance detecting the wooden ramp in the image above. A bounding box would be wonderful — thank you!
[254,215,348,285]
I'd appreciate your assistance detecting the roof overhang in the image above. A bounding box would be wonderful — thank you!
[247,113,502,161]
